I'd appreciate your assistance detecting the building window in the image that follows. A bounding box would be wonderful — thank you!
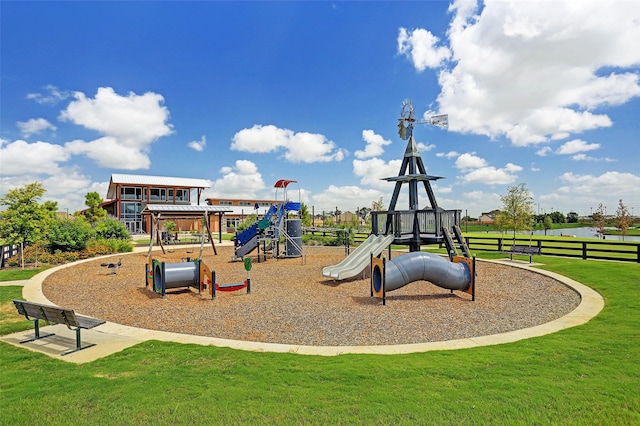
[150,188,167,201]
[239,201,252,206]
[219,201,232,206]
[175,189,190,202]
[121,202,142,219]
[121,187,142,200]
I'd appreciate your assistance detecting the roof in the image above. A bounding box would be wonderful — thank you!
[107,174,210,198]
[141,204,232,217]
[274,179,297,188]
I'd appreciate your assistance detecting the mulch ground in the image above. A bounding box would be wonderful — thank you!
[41,245,581,346]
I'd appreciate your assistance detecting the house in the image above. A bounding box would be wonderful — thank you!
[478,209,500,224]
[103,173,211,234]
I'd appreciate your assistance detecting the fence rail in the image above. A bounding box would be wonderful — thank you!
[463,235,640,263]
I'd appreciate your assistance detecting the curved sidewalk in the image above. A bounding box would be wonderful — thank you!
[2,254,604,363]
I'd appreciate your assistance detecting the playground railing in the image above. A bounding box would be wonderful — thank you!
[371,209,461,239]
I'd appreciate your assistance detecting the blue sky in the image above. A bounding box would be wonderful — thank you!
[2,0,639,218]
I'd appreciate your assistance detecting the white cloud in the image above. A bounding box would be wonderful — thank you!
[26,85,71,105]
[454,152,488,170]
[354,130,392,159]
[231,124,346,163]
[538,171,640,214]
[352,158,402,189]
[17,118,57,137]
[65,137,151,170]
[0,139,69,176]
[556,139,600,155]
[536,146,552,157]
[398,27,451,71]
[559,172,640,196]
[437,150,459,158]
[310,185,383,213]
[460,165,521,185]
[188,135,206,152]
[571,154,597,161]
[209,160,266,198]
[58,87,173,169]
[407,0,640,146]
[417,142,435,152]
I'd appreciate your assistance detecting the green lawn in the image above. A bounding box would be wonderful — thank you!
[0,266,50,282]
[1,254,638,425]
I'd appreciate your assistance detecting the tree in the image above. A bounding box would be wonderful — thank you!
[356,206,371,223]
[495,183,535,239]
[372,197,385,211]
[84,191,107,226]
[615,199,631,240]
[543,215,553,236]
[567,212,579,223]
[592,203,606,238]
[549,211,566,224]
[0,182,49,267]
[299,203,312,227]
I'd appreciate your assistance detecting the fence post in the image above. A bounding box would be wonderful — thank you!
[498,238,503,252]
[582,242,587,260]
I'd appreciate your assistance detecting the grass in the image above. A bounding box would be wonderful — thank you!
[0,254,638,424]
[0,266,50,282]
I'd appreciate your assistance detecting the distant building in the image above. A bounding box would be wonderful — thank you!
[478,209,500,224]
[103,173,210,234]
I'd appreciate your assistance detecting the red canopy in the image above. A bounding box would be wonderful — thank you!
[274,179,297,188]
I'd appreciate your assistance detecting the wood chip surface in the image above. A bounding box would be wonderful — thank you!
[42,246,580,346]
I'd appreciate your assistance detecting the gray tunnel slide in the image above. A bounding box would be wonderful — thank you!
[381,251,472,292]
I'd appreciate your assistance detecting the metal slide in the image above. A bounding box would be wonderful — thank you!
[322,234,395,280]
[383,251,471,292]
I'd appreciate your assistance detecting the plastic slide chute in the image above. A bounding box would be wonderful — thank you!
[322,234,395,280]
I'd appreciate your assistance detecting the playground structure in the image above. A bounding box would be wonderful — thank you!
[323,99,476,301]
[233,179,303,261]
[145,256,251,299]
[370,229,475,305]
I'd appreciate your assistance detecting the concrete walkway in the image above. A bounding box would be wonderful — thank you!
[1,252,604,364]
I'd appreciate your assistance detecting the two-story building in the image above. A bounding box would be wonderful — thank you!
[103,173,211,234]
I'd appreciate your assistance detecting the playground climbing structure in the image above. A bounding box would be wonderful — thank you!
[324,99,476,303]
[233,179,303,261]
[371,98,460,252]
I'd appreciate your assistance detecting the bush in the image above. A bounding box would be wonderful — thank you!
[46,217,93,252]
[95,217,130,240]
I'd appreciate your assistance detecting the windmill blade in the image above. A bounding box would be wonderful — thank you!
[430,114,449,129]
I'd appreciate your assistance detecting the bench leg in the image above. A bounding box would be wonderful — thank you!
[19,320,55,344]
[61,328,96,356]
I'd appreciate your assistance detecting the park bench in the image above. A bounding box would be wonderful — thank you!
[503,244,541,263]
[12,300,105,356]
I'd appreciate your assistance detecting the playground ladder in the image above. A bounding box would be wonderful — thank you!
[442,227,458,260]
[452,225,471,258]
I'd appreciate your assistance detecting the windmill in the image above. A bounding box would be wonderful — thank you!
[397,98,448,140]
[377,98,457,252]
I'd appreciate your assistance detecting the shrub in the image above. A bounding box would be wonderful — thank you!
[46,217,93,252]
[95,217,130,240]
